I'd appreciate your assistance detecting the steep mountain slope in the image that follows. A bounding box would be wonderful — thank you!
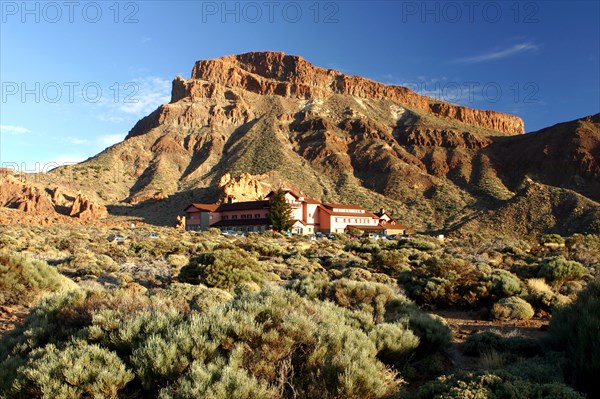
[32,51,599,235]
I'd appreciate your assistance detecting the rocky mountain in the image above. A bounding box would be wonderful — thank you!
[23,52,600,235]
[0,169,107,225]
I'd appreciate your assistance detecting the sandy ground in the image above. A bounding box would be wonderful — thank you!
[430,309,550,371]
[0,305,28,335]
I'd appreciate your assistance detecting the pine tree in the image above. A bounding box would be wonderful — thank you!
[267,189,293,232]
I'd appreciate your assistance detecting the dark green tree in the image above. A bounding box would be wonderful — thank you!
[267,189,293,232]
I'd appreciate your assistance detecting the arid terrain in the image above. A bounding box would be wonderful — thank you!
[1,52,599,398]
[2,52,598,236]
[1,224,598,398]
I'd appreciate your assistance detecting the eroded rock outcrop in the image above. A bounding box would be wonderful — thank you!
[168,51,524,135]
[218,173,271,203]
[69,191,108,220]
[0,172,107,223]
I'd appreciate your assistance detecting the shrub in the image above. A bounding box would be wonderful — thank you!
[463,331,542,358]
[158,361,276,399]
[323,278,403,323]
[369,322,420,366]
[405,312,452,355]
[0,286,410,398]
[167,254,189,269]
[0,254,77,306]
[399,255,484,307]
[491,297,534,321]
[504,353,570,385]
[157,283,232,312]
[289,275,450,357]
[416,371,585,399]
[178,249,267,290]
[286,272,330,299]
[526,278,570,312]
[483,270,524,300]
[550,279,600,396]
[368,250,410,277]
[398,236,439,251]
[344,239,381,254]
[11,340,133,399]
[538,257,588,285]
[134,287,401,397]
[540,234,565,246]
[237,240,283,257]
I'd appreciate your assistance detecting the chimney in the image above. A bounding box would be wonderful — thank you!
[380,208,385,214]
[228,197,234,204]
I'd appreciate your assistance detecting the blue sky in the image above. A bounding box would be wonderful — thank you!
[1,0,599,170]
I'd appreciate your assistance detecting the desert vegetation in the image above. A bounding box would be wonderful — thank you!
[0,225,598,398]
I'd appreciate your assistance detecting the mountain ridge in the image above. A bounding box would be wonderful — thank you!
[6,52,598,236]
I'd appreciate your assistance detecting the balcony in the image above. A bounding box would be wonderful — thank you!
[289,201,302,208]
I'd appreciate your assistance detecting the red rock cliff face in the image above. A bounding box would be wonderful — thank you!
[174,51,523,135]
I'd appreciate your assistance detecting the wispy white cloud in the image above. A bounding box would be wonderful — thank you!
[97,134,123,146]
[0,125,31,134]
[65,134,124,147]
[66,137,90,145]
[454,42,539,64]
[379,74,487,105]
[116,77,169,114]
[96,76,171,123]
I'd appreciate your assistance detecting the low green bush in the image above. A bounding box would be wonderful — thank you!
[491,297,534,321]
[369,322,420,366]
[178,249,267,290]
[398,236,439,252]
[1,286,413,399]
[11,340,133,399]
[483,270,525,300]
[538,257,588,286]
[416,371,585,399]
[550,279,600,396]
[399,255,484,307]
[540,234,565,246]
[344,239,381,254]
[463,331,542,358]
[0,254,77,306]
[368,250,410,277]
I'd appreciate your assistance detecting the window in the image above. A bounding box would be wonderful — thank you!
[232,215,238,220]
[223,215,229,220]
[255,214,260,218]
[209,215,213,219]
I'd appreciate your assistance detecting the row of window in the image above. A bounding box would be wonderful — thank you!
[335,217,375,224]
[222,213,265,220]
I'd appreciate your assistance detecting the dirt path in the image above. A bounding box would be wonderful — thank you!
[430,309,551,371]
[0,305,28,335]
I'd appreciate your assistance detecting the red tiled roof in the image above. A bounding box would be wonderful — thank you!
[187,204,219,212]
[265,189,300,199]
[380,221,406,229]
[303,198,321,204]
